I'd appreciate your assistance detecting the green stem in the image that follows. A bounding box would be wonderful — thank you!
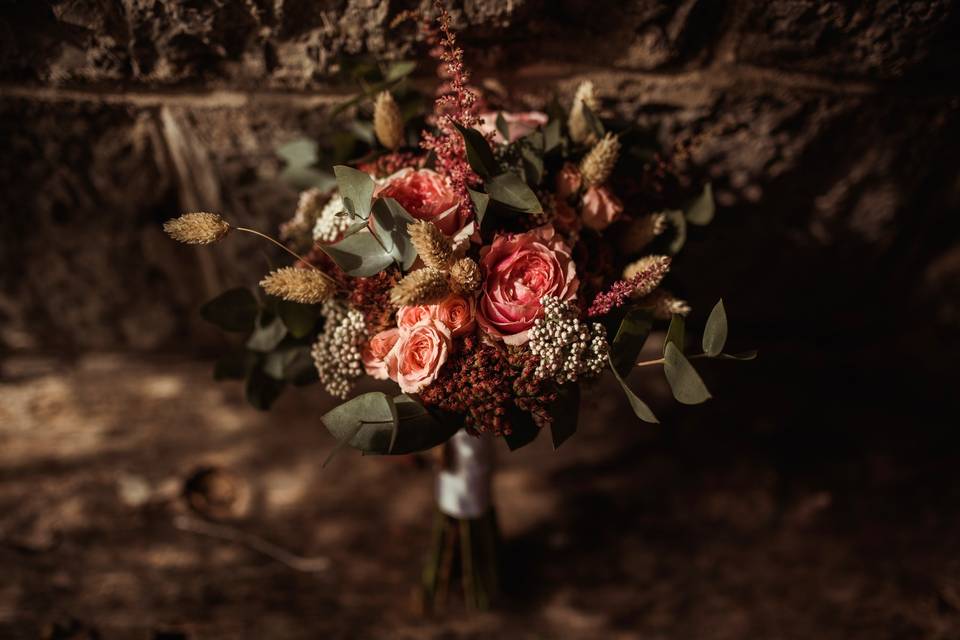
[635,352,710,368]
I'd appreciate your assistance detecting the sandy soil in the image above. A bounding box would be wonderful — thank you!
[0,348,957,639]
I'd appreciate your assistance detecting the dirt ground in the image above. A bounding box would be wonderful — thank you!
[1,341,958,639]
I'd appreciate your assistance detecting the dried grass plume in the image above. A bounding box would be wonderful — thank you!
[568,81,600,145]
[619,212,667,254]
[164,212,230,245]
[374,91,405,151]
[260,267,335,304]
[408,220,453,271]
[580,133,620,187]
[389,267,449,307]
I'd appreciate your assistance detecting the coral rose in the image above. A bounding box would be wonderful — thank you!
[581,185,623,231]
[434,294,476,337]
[397,305,433,330]
[556,163,582,199]
[385,320,452,393]
[362,328,400,380]
[477,224,579,345]
[375,168,464,236]
[478,111,549,144]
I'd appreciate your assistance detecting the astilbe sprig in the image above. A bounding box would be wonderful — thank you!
[587,255,671,317]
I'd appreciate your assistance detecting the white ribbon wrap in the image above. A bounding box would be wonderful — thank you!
[436,429,494,519]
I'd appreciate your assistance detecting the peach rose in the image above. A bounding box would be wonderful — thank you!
[434,294,476,337]
[477,224,579,345]
[385,320,452,393]
[581,185,623,231]
[397,305,433,330]
[362,328,400,380]
[375,168,465,236]
[478,111,549,144]
[556,163,582,199]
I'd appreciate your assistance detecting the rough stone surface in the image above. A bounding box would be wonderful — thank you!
[1,0,959,354]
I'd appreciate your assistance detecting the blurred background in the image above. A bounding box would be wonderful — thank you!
[1,1,959,638]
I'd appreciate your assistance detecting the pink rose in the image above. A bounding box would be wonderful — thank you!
[581,185,623,231]
[556,163,582,199]
[434,294,476,338]
[362,328,400,380]
[478,111,549,143]
[397,305,434,330]
[385,320,452,393]
[477,224,579,345]
[552,199,581,234]
[375,168,465,236]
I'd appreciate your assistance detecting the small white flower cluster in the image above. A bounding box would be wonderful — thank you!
[310,300,367,399]
[312,192,354,244]
[528,296,609,384]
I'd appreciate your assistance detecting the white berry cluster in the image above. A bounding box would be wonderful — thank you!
[312,192,354,244]
[310,300,367,398]
[528,296,609,384]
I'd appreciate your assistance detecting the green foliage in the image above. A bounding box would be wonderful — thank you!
[610,307,654,378]
[663,209,687,255]
[333,165,375,219]
[485,172,543,214]
[321,393,461,459]
[495,112,510,141]
[276,138,335,190]
[455,124,498,179]
[663,342,712,405]
[468,188,490,226]
[702,299,727,357]
[331,58,417,117]
[246,312,287,352]
[319,228,395,276]
[664,314,685,356]
[277,300,319,339]
[608,354,659,424]
[685,183,715,226]
[371,197,418,270]
[200,288,258,333]
[245,364,286,411]
[503,407,540,451]
[550,384,580,450]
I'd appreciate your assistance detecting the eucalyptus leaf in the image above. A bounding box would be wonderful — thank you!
[283,348,319,385]
[246,313,287,352]
[664,314,685,356]
[333,165,375,219]
[663,342,712,405]
[319,228,394,277]
[543,119,562,153]
[245,364,286,411]
[550,384,580,450]
[702,299,728,357]
[454,123,498,179]
[495,112,510,141]
[276,138,318,169]
[686,183,715,226]
[263,348,301,380]
[213,350,256,381]
[520,146,544,185]
[610,307,654,378]
[468,188,490,227]
[486,172,543,213]
[384,60,416,82]
[504,407,540,451]
[277,300,319,339]
[663,209,687,255]
[200,288,258,333]
[390,395,460,454]
[371,197,417,270]
[608,354,659,423]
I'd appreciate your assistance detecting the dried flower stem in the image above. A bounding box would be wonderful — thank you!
[234,226,323,273]
[635,353,709,368]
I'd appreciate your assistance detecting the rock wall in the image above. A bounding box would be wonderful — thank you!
[2,1,958,355]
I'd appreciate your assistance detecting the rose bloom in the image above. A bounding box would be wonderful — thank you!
[581,185,624,231]
[477,224,579,345]
[396,304,434,330]
[478,111,549,144]
[385,320,452,393]
[397,295,476,338]
[552,199,581,234]
[434,294,476,337]
[375,168,464,236]
[556,163,582,199]
[362,328,400,380]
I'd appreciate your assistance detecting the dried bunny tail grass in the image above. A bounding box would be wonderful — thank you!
[389,267,449,307]
[620,212,667,254]
[568,80,599,145]
[580,132,620,187]
[164,212,230,245]
[623,254,671,287]
[449,257,481,294]
[641,289,691,319]
[260,267,335,304]
[373,91,405,151]
[408,220,453,270]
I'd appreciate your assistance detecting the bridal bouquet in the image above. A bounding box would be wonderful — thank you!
[164,3,754,611]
